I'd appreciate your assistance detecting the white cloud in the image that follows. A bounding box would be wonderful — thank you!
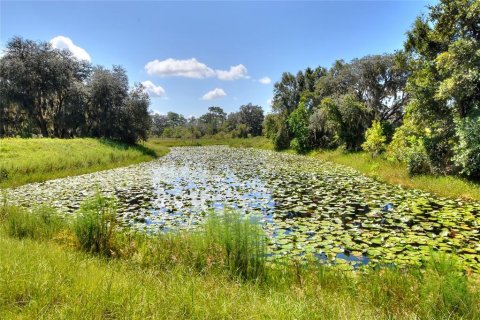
[216,64,249,80]
[202,88,227,100]
[267,98,273,106]
[259,76,272,85]
[145,58,215,78]
[141,80,166,98]
[145,58,249,80]
[50,36,91,61]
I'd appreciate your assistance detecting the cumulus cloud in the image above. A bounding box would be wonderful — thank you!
[145,58,249,80]
[267,98,273,106]
[145,58,215,78]
[202,88,227,100]
[216,64,249,80]
[259,76,272,84]
[141,80,166,98]
[50,36,91,61]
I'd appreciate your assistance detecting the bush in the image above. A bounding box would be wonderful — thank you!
[362,120,387,157]
[273,124,291,151]
[387,119,422,163]
[73,193,118,256]
[453,116,480,179]
[407,149,432,176]
[287,103,310,153]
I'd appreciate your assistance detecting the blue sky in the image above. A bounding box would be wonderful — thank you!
[1,1,435,116]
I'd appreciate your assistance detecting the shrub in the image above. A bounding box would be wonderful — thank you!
[407,148,432,176]
[387,119,422,163]
[273,124,291,151]
[453,116,480,179]
[73,193,118,256]
[362,120,387,157]
[287,103,310,153]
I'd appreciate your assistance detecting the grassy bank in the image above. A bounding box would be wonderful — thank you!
[0,198,479,319]
[0,138,169,189]
[313,149,480,201]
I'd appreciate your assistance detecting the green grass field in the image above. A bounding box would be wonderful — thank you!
[1,200,478,319]
[0,138,169,189]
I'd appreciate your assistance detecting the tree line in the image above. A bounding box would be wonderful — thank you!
[266,0,480,179]
[150,103,264,139]
[0,37,151,143]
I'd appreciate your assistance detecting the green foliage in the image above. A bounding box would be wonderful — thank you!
[0,37,150,143]
[407,148,432,176]
[402,0,480,176]
[362,120,387,156]
[263,114,280,139]
[453,116,480,179]
[334,95,372,150]
[273,123,291,151]
[287,102,310,153]
[73,193,118,256]
[387,118,423,162]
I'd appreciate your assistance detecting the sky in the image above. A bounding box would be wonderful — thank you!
[0,1,436,117]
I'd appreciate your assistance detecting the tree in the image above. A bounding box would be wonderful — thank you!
[118,84,151,143]
[150,114,168,136]
[272,72,301,116]
[399,0,480,174]
[199,106,226,135]
[237,103,264,136]
[166,112,187,127]
[0,36,90,137]
[86,66,129,138]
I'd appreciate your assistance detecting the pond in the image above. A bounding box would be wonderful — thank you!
[4,146,480,270]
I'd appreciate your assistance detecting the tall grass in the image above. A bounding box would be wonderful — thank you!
[204,212,266,281]
[73,193,118,256]
[1,203,64,240]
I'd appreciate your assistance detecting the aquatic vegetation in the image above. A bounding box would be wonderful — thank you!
[3,146,480,271]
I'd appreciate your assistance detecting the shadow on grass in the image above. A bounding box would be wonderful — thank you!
[98,138,158,158]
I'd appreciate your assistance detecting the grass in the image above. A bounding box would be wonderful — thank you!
[147,136,273,150]
[0,196,479,319]
[0,138,169,189]
[312,149,480,201]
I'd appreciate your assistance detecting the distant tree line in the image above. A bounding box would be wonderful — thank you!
[266,0,480,180]
[150,103,265,139]
[0,37,151,143]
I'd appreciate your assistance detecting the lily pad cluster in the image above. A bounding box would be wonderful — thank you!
[3,146,480,271]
